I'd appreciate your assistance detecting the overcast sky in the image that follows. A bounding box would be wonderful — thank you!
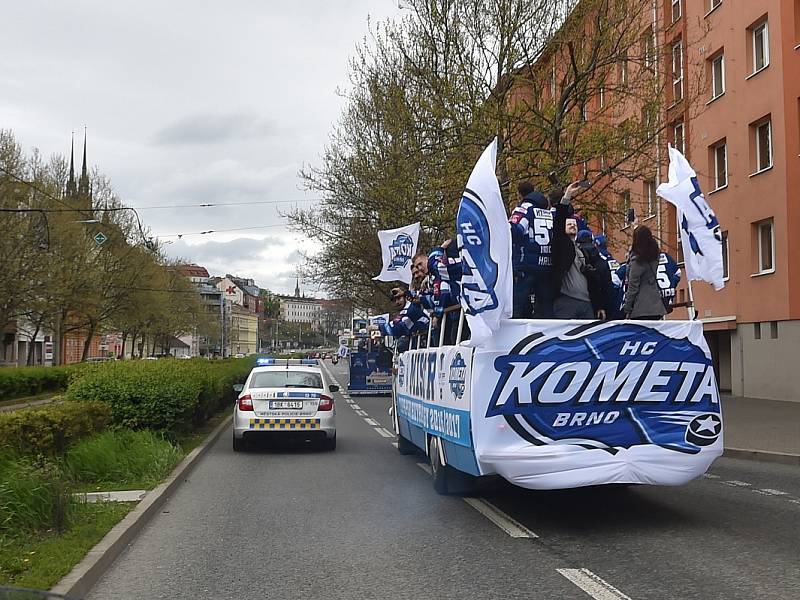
[1,0,400,296]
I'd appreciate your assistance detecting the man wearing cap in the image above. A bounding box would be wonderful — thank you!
[509,182,555,318]
[374,286,430,352]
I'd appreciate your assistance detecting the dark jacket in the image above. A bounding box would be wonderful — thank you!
[623,256,667,318]
[552,201,613,315]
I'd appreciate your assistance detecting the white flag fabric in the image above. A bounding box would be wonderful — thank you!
[456,138,513,344]
[369,313,390,328]
[657,146,725,290]
[372,223,420,284]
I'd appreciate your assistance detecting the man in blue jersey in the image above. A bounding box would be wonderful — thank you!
[374,286,430,352]
[412,241,462,344]
[593,234,625,320]
[509,182,555,318]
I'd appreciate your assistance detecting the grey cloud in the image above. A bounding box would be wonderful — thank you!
[153,111,275,146]
[165,236,283,265]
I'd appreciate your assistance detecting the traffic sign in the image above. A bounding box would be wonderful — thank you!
[94,232,108,246]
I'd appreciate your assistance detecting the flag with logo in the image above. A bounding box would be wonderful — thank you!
[373,223,420,284]
[456,138,513,344]
[657,145,725,290]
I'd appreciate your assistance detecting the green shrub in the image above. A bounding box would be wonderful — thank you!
[0,365,84,402]
[64,429,184,489]
[66,359,251,434]
[0,454,72,535]
[0,401,111,456]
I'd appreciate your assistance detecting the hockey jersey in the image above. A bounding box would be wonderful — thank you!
[509,203,554,271]
[379,300,430,338]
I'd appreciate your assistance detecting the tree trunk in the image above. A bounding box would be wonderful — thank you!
[81,321,97,362]
[26,318,42,366]
[150,337,157,357]
[120,331,129,359]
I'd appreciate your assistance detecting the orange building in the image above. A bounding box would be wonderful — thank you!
[509,0,800,401]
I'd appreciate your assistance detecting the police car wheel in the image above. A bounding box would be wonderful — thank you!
[397,433,417,455]
[232,434,245,452]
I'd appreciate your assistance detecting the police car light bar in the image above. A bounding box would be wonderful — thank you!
[300,359,318,365]
[256,358,275,366]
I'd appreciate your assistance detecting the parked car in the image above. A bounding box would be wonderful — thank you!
[84,356,116,363]
[232,362,338,451]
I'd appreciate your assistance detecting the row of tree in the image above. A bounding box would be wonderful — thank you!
[0,129,214,364]
[290,0,704,307]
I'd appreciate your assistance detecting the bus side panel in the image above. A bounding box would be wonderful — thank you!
[441,439,481,476]
[398,416,428,452]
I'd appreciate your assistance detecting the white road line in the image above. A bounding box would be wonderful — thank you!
[355,410,368,417]
[391,442,398,449]
[364,418,380,426]
[463,498,538,538]
[556,568,632,600]
[758,488,789,496]
[724,480,752,487]
[416,462,432,475]
[703,473,720,479]
[350,403,361,409]
[374,427,394,438]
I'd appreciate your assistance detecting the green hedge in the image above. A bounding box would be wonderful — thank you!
[0,401,112,456]
[0,365,84,402]
[66,359,252,434]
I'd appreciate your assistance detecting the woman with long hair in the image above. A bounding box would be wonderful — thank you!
[623,225,666,320]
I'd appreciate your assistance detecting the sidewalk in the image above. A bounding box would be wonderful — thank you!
[722,394,800,464]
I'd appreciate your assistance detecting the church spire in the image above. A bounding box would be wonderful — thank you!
[65,132,78,198]
[77,128,91,204]
[294,278,300,298]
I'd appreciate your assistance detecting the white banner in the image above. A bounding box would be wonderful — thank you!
[468,319,723,489]
[369,313,390,328]
[372,223,420,284]
[456,138,513,344]
[657,145,725,290]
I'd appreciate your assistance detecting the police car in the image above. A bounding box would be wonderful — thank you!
[232,359,338,451]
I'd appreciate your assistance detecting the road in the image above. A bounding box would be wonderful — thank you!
[88,360,800,600]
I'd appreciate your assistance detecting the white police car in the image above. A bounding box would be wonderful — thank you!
[232,359,338,451]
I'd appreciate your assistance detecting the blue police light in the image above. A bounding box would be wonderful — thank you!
[300,359,318,365]
[256,358,275,366]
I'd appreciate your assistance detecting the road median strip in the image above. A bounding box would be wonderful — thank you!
[50,413,232,599]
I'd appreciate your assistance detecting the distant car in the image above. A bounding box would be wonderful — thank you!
[84,356,115,363]
[234,353,246,359]
[143,356,158,361]
[178,355,193,359]
[232,363,338,452]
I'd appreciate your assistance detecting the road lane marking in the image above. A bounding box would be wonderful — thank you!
[374,427,393,438]
[724,480,751,487]
[703,473,720,479]
[391,442,398,449]
[757,488,789,496]
[416,462,432,475]
[350,403,361,409]
[556,569,632,600]
[355,410,368,417]
[463,498,538,538]
[364,418,380,426]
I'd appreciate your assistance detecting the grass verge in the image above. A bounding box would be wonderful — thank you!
[177,406,233,454]
[0,501,134,590]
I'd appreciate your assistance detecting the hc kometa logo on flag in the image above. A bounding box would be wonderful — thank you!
[486,323,722,454]
[387,234,414,271]
[457,193,499,315]
[681,177,722,256]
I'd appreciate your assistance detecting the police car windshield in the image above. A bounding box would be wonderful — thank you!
[250,371,323,389]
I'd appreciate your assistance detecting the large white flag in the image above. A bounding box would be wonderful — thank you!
[657,145,725,290]
[456,138,513,344]
[372,223,420,284]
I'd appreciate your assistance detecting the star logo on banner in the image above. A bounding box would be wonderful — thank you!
[686,413,722,447]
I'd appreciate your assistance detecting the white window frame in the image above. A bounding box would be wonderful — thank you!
[713,142,728,190]
[599,86,605,108]
[711,54,725,100]
[672,41,684,102]
[755,219,775,275]
[645,180,657,217]
[721,230,730,281]
[752,22,769,74]
[755,120,773,173]
[619,56,628,84]
[673,121,685,153]
[671,0,681,23]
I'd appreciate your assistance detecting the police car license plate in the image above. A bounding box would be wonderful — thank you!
[270,401,304,409]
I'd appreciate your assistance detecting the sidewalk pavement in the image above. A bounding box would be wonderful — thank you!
[722,394,800,464]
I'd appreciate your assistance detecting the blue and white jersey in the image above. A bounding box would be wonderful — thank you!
[509,204,553,271]
[428,249,462,317]
[618,252,682,307]
[379,300,430,338]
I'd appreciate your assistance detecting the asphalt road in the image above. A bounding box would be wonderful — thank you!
[88,360,800,600]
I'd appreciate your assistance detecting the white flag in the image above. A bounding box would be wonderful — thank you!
[456,138,513,344]
[369,313,390,328]
[372,223,420,284]
[657,145,725,291]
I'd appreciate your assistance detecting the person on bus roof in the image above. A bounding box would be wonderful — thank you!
[375,285,430,352]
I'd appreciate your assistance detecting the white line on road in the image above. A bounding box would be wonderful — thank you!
[350,404,361,409]
[724,480,752,487]
[391,442,398,449]
[703,473,720,479]
[374,427,393,438]
[757,488,789,496]
[463,498,538,538]
[364,418,380,426]
[556,568,632,600]
[416,462,432,475]
[355,410,368,417]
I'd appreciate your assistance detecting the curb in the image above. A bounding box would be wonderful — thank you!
[50,413,233,599]
[723,447,800,466]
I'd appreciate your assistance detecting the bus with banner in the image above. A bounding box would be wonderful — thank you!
[392,315,724,494]
[347,330,393,395]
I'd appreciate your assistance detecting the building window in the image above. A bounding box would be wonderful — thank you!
[671,0,681,23]
[755,219,775,274]
[711,53,725,99]
[710,142,727,190]
[673,121,685,153]
[599,86,605,108]
[672,41,684,102]
[770,321,778,339]
[643,28,655,72]
[644,180,657,217]
[754,322,761,340]
[618,55,628,85]
[754,119,772,172]
[722,230,729,280]
[752,21,769,74]
[619,190,631,229]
